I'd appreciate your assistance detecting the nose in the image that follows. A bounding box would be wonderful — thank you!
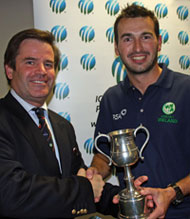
[133,38,143,52]
[36,63,46,74]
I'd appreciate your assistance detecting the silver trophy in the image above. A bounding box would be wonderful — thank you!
[94,124,150,219]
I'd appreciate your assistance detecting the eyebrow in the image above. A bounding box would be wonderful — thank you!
[120,33,132,39]
[141,32,154,36]
[23,57,37,61]
[23,57,54,63]
[120,32,154,39]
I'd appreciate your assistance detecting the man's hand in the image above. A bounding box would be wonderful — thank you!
[112,175,149,204]
[85,166,105,202]
[134,175,149,189]
[140,187,175,219]
[77,168,86,177]
[86,166,99,180]
[77,168,105,203]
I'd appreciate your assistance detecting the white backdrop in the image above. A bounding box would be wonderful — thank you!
[33,0,190,185]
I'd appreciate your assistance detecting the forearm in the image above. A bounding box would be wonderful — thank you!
[91,153,112,179]
[166,174,190,201]
[175,174,190,197]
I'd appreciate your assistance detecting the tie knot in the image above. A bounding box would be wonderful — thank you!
[33,107,45,118]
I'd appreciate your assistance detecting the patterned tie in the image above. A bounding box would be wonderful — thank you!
[33,108,54,151]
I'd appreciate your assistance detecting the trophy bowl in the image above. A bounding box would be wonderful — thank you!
[109,129,139,167]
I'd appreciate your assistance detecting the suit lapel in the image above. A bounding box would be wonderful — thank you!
[3,93,61,176]
[49,112,72,177]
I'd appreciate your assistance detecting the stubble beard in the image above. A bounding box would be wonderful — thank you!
[124,51,158,75]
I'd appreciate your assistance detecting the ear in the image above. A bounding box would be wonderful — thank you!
[5,65,14,80]
[158,35,162,52]
[114,41,120,56]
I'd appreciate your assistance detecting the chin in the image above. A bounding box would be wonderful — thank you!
[32,91,49,98]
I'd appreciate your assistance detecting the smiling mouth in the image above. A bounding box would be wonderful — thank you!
[132,56,146,60]
[33,80,46,84]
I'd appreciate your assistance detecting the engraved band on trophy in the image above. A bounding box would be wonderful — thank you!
[94,124,150,219]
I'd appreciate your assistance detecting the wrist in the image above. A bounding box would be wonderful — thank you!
[166,186,177,202]
[167,183,184,205]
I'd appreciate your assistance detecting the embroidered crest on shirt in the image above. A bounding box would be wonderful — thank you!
[158,102,178,124]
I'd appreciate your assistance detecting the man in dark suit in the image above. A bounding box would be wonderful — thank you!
[0,28,112,218]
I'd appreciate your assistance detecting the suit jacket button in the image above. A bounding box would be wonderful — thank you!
[80,209,84,214]
[84,209,87,214]
[77,210,80,215]
[72,209,76,215]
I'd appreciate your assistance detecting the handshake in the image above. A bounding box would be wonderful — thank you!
[77,167,175,219]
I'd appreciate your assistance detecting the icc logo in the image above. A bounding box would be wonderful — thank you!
[78,0,94,15]
[79,26,95,42]
[58,54,68,71]
[132,2,144,7]
[51,25,67,42]
[178,31,189,45]
[112,57,127,83]
[58,112,71,122]
[49,0,66,13]
[105,0,120,16]
[177,6,189,20]
[158,55,169,67]
[84,138,94,154]
[80,54,96,71]
[106,27,114,43]
[160,29,169,44]
[53,82,70,100]
[179,56,190,70]
[154,3,168,18]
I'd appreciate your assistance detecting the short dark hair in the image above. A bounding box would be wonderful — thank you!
[4,28,60,83]
[114,4,160,45]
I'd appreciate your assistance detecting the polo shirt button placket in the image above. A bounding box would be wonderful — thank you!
[139,95,144,124]
[138,95,144,113]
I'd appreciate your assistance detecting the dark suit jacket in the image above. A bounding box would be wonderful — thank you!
[0,92,97,218]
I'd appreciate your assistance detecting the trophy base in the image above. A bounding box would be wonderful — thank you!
[118,189,148,219]
[118,213,148,219]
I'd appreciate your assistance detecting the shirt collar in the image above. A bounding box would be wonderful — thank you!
[10,89,48,113]
[154,63,173,89]
[123,63,174,91]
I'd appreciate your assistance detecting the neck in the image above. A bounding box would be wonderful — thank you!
[127,64,162,94]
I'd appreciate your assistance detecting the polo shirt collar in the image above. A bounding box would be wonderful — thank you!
[123,63,174,91]
[154,63,173,89]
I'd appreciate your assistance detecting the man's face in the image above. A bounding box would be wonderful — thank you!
[5,39,56,106]
[115,17,161,75]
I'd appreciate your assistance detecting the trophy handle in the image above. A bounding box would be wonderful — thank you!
[134,124,150,160]
[94,133,112,166]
